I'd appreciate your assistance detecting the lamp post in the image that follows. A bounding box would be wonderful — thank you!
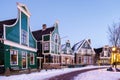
[111,46,117,68]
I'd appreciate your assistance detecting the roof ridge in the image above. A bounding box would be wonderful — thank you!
[32,26,54,32]
[0,18,17,23]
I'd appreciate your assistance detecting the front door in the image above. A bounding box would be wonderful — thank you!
[22,52,27,69]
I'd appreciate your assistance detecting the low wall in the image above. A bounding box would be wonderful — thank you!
[43,63,61,69]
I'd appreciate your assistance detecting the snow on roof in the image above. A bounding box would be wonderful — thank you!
[72,39,85,53]
[61,44,66,51]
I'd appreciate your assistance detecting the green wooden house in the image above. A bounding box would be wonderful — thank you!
[0,3,37,73]
[32,22,61,69]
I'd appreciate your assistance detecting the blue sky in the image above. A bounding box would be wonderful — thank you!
[1,0,120,48]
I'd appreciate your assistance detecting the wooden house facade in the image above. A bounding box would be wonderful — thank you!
[61,40,74,66]
[32,23,61,69]
[0,3,37,73]
[72,39,95,65]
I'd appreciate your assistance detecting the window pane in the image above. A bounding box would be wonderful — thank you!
[30,53,34,65]
[21,30,27,45]
[10,50,18,65]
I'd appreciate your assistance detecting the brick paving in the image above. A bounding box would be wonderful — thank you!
[44,67,107,80]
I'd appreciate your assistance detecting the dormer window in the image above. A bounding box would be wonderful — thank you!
[21,29,28,45]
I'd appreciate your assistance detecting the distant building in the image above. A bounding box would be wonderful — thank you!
[94,45,111,65]
[32,23,61,69]
[72,39,95,65]
[0,3,37,73]
[100,45,111,65]
[61,40,74,66]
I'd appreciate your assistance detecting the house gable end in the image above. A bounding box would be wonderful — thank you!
[17,2,31,17]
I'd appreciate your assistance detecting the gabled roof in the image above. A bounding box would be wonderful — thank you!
[32,27,55,41]
[72,39,85,53]
[61,43,73,55]
[94,48,103,54]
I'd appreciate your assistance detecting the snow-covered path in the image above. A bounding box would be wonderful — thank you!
[74,68,120,80]
[0,66,119,80]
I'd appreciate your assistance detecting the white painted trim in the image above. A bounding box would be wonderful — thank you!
[60,54,74,57]
[27,17,29,47]
[3,26,6,40]
[4,39,37,52]
[20,11,21,45]
[17,3,31,18]
[77,40,86,53]
[50,33,51,54]
[51,54,60,56]
[37,57,43,59]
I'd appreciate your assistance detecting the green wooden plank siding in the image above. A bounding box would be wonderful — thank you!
[21,12,27,31]
[29,28,36,48]
[4,44,37,69]
[6,20,20,43]
[3,3,37,70]
[0,42,4,65]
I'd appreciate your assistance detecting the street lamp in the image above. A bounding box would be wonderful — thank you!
[111,46,117,68]
[112,47,116,52]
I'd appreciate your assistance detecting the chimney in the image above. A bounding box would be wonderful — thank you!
[66,40,70,47]
[66,40,70,43]
[42,24,47,30]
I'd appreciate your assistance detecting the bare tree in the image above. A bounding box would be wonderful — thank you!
[108,22,120,47]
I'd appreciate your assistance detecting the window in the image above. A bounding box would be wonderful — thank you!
[22,51,27,69]
[84,56,87,64]
[10,50,18,65]
[44,42,49,51]
[51,42,54,52]
[30,53,34,65]
[43,35,50,41]
[79,57,81,63]
[21,29,28,45]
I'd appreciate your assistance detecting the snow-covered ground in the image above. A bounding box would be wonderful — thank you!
[0,66,120,80]
[74,68,120,80]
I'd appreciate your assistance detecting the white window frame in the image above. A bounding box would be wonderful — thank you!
[30,53,35,65]
[21,29,28,45]
[22,51,27,69]
[44,42,49,51]
[10,49,18,65]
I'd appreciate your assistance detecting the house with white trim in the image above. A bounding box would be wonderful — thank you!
[72,39,95,65]
[32,23,61,69]
[61,40,74,66]
[94,45,111,65]
[0,3,37,73]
